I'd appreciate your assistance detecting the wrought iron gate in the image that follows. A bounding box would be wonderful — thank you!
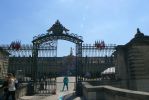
[81,43,116,81]
[32,20,83,94]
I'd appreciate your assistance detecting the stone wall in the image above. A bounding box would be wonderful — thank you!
[0,49,9,80]
[127,46,149,91]
[115,45,129,89]
[82,82,149,100]
[127,46,149,79]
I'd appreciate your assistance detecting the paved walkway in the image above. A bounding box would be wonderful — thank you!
[19,77,82,100]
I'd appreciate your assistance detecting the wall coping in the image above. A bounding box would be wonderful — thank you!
[82,82,149,99]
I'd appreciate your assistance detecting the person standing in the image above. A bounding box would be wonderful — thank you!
[5,73,17,100]
[62,76,69,91]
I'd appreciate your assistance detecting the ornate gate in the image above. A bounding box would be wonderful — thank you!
[32,20,83,94]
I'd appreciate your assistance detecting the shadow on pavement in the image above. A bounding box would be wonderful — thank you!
[63,92,82,100]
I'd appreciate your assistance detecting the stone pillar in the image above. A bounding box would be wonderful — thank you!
[115,45,129,88]
[127,45,149,91]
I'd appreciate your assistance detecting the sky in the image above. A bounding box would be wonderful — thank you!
[0,0,149,56]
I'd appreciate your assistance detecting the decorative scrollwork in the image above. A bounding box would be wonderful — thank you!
[33,36,38,40]
[79,36,83,40]
[33,20,83,44]
[47,20,69,34]
[40,40,57,48]
[68,33,83,40]
[70,33,75,37]
[74,34,77,37]
[33,34,46,40]
[40,34,45,37]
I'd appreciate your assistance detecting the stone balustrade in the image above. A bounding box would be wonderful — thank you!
[82,82,149,100]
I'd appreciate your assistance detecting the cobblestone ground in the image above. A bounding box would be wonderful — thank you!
[19,77,82,100]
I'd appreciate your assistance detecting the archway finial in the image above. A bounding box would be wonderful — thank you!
[47,20,69,34]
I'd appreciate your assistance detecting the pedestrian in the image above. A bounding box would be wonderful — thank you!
[40,81,44,90]
[0,75,9,100]
[5,73,17,100]
[45,80,48,90]
[62,76,69,91]
[85,72,91,78]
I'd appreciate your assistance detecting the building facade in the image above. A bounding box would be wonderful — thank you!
[0,47,9,80]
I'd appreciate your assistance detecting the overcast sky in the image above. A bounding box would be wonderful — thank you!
[0,0,149,56]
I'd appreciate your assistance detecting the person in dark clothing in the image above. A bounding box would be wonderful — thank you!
[62,76,69,91]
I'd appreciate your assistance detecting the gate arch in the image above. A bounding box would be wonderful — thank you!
[32,20,83,44]
[32,20,83,94]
